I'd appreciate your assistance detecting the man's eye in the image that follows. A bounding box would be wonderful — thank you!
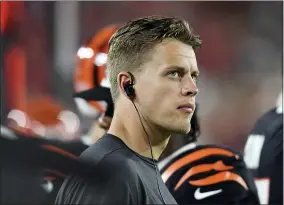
[191,74,198,82]
[168,71,179,78]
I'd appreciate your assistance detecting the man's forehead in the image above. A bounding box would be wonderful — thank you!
[141,40,198,73]
[155,41,196,59]
[177,53,198,68]
[159,50,198,71]
[158,39,195,50]
[178,53,196,59]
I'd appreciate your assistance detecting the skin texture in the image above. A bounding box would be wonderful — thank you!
[108,39,199,159]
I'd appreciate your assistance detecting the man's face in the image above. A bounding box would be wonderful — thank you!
[135,39,199,135]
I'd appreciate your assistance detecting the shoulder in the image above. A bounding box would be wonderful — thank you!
[158,142,197,171]
[250,108,282,136]
[160,143,246,182]
[245,108,283,167]
[55,150,140,204]
[159,144,259,204]
[159,143,241,172]
[62,145,139,186]
[98,149,139,179]
[79,135,139,177]
[51,140,88,156]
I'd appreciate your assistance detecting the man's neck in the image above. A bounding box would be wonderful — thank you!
[139,138,170,159]
[108,109,170,160]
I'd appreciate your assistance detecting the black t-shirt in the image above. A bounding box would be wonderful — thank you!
[55,134,177,204]
[244,107,283,205]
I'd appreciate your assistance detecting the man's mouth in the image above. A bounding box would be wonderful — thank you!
[177,103,194,113]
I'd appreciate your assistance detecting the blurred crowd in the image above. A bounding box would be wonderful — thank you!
[1,1,282,157]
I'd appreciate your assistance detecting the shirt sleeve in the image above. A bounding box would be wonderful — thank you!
[55,157,139,204]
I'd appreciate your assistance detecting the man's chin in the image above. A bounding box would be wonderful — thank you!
[156,120,190,136]
[167,124,191,136]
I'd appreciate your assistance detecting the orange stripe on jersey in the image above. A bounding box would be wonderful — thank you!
[189,171,248,190]
[174,160,233,190]
[41,144,78,160]
[161,148,235,183]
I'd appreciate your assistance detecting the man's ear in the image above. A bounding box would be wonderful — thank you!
[117,72,133,97]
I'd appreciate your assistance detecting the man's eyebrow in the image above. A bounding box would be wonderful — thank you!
[165,65,200,75]
[191,69,200,76]
[164,65,188,72]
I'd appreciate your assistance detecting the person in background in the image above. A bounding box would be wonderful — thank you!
[73,24,119,144]
[244,92,283,204]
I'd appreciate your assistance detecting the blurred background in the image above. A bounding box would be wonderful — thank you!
[1,1,283,154]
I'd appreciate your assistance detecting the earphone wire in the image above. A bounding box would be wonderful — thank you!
[131,101,167,205]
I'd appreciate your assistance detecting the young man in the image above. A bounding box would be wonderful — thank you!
[71,22,259,203]
[55,15,201,204]
[244,92,283,204]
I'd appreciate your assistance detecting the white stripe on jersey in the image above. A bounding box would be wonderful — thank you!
[158,142,197,170]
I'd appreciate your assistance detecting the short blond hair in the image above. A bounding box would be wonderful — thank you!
[107,15,202,102]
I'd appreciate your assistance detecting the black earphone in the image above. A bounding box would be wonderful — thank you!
[123,72,167,205]
[123,72,136,99]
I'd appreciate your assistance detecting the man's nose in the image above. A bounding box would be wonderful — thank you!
[181,77,199,97]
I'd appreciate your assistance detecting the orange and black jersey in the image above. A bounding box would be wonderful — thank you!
[244,107,283,204]
[159,143,260,204]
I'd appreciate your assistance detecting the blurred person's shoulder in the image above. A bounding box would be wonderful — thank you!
[158,142,197,171]
[244,103,283,204]
[47,138,89,156]
[245,106,283,165]
[159,142,243,172]
[250,107,282,137]
[159,143,260,204]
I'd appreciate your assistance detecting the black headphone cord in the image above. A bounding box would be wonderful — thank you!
[131,102,167,205]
